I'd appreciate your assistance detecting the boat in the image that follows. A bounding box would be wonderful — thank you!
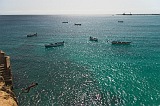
[45,41,64,48]
[122,12,132,15]
[89,36,98,42]
[118,21,123,23]
[27,33,37,37]
[74,23,81,26]
[111,41,131,45]
[62,22,68,23]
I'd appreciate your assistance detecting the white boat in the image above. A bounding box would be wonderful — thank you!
[45,41,64,48]
[27,33,37,37]
[89,36,98,42]
[122,12,132,15]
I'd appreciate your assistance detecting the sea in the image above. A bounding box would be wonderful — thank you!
[0,15,160,106]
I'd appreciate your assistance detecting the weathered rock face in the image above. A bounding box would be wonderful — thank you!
[0,50,18,106]
[0,97,17,106]
[0,88,18,106]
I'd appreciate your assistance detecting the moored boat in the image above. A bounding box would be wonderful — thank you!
[62,22,68,23]
[74,23,81,26]
[111,41,131,45]
[118,21,123,23]
[89,36,98,42]
[27,33,37,37]
[45,41,64,48]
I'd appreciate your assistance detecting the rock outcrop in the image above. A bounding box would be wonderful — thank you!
[0,50,18,106]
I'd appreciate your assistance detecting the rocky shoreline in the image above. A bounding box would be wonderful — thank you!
[0,50,18,106]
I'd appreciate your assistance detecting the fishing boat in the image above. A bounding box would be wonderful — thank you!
[118,21,123,23]
[74,23,81,26]
[27,33,37,37]
[45,41,64,48]
[89,36,98,42]
[62,22,68,23]
[111,41,131,45]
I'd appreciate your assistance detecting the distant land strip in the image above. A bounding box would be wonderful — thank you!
[116,14,160,15]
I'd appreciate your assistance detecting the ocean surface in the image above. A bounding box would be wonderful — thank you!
[0,15,160,106]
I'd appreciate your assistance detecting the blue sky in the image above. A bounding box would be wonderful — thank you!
[0,0,160,14]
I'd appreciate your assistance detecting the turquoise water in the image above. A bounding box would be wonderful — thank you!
[0,15,160,106]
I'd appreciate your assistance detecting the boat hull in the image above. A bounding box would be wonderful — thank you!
[112,41,131,45]
[27,33,37,37]
[74,24,81,26]
[89,37,98,42]
[45,42,64,48]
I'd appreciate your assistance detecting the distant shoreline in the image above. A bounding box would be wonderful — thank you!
[116,14,160,15]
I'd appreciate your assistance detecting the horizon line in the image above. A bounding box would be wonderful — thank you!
[0,13,160,16]
[0,12,160,16]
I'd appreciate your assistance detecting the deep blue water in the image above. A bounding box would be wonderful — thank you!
[0,15,160,106]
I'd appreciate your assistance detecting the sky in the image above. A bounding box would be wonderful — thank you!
[0,0,160,15]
